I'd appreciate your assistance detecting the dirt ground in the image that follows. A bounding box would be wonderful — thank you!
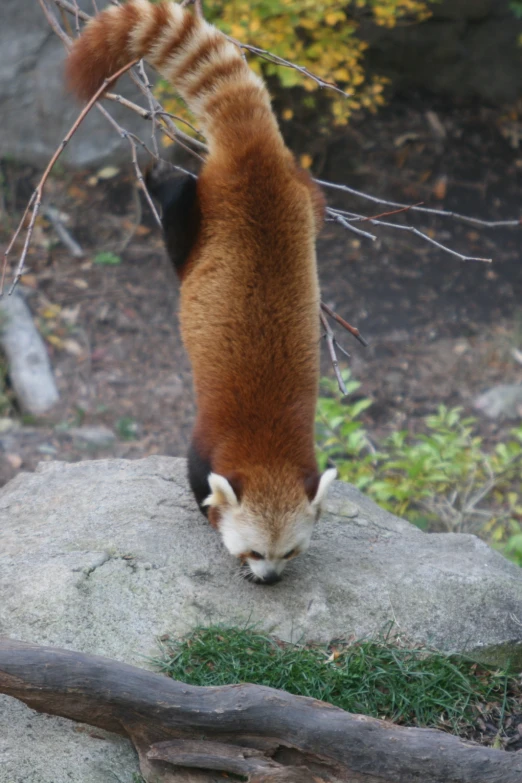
[0,93,521,487]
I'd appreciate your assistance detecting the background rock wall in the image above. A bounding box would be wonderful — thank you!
[0,0,147,167]
[363,0,522,104]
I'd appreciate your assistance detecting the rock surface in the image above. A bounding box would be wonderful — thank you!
[364,0,522,104]
[0,0,147,167]
[1,455,522,782]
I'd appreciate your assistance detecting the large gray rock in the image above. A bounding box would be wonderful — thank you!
[1,455,522,782]
[0,0,148,167]
[1,456,521,661]
[0,698,138,783]
[363,0,522,104]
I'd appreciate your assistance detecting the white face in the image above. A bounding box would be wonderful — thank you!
[219,506,315,583]
[203,469,337,584]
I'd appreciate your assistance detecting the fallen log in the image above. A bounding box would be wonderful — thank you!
[0,639,520,783]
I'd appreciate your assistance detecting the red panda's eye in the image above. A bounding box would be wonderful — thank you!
[250,551,264,560]
[283,548,296,559]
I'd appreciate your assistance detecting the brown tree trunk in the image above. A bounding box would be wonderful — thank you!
[0,639,520,783]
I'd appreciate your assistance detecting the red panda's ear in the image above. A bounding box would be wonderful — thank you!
[310,468,337,509]
[203,473,240,509]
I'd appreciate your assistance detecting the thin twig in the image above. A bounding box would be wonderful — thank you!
[37,0,71,46]
[53,0,89,22]
[333,339,350,360]
[326,208,376,241]
[43,205,85,257]
[138,60,160,158]
[363,218,492,263]
[2,58,139,295]
[70,0,80,35]
[320,312,347,395]
[127,69,207,157]
[95,104,162,228]
[361,202,424,222]
[320,302,368,347]
[104,92,149,119]
[227,38,351,99]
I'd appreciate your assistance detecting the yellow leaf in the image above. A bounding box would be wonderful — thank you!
[325,11,345,25]
[20,274,38,289]
[282,108,293,120]
[41,304,61,320]
[46,334,64,349]
[300,153,313,169]
[96,166,119,180]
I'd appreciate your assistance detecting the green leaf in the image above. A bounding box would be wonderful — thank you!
[93,251,121,266]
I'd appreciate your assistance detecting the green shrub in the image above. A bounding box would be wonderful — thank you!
[156,0,434,146]
[316,372,522,564]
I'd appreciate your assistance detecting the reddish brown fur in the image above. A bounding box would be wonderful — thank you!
[65,3,139,100]
[66,2,326,522]
[154,12,198,69]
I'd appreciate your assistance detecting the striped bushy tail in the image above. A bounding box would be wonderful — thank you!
[66,0,283,154]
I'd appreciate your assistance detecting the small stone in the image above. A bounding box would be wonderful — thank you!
[5,454,22,470]
[36,444,57,455]
[70,426,117,447]
[325,498,359,518]
[0,418,17,433]
[474,385,522,420]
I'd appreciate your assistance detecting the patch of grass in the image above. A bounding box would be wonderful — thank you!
[157,626,521,740]
[115,416,139,441]
[93,251,121,266]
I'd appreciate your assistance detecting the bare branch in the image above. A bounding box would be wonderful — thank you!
[43,205,84,258]
[95,103,162,228]
[320,311,348,395]
[321,302,368,347]
[138,60,160,158]
[2,58,139,295]
[37,0,71,46]
[327,207,493,263]
[362,217,492,263]
[227,38,351,99]
[317,179,522,228]
[361,202,425,222]
[326,207,377,241]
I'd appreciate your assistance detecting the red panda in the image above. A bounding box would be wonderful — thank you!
[66,0,337,584]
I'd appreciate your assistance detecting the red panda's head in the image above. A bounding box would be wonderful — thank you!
[203,466,337,583]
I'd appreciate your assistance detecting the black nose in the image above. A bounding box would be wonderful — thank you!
[261,570,281,585]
